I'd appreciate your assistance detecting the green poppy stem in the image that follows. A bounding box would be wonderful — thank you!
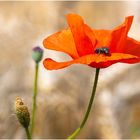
[67,68,100,139]
[31,63,39,137]
[25,127,31,139]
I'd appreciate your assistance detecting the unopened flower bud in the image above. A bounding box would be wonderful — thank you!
[15,97,30,128]
[32,46,43,63]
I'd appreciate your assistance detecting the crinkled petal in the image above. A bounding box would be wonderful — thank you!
[110,16,133,52]
[124,37,140,57]
[92,29,112,48]
[43,29,79,59]
[43,53,138,70]
[67,14,96,56]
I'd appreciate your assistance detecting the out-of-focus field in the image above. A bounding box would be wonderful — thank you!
[1,1,140,139]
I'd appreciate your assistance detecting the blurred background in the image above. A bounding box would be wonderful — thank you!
[1,1,140,139]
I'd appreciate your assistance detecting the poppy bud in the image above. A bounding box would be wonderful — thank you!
[15,97,30,128]
[32,46,43,63]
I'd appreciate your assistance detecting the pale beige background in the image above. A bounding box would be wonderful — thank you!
[1,1,140,139]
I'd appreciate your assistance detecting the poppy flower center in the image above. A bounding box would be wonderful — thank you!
[95,47,111,56]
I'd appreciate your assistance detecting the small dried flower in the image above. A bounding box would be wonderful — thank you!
[15,97,30,128]
[32,46,43,63]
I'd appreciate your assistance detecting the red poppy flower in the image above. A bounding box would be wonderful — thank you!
[43,14,140,70]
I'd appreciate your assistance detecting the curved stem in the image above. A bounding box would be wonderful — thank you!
[31,63,39,137]
[67,68,100,139]
[25,127,31,139]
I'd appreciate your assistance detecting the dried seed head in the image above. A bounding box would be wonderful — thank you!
[15,97,30,128]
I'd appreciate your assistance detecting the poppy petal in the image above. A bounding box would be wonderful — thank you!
[67,14,96,56]
[110,16,133,52]
[92,29,112,48]
[124,37,140,57]
[43,29,79,59]
[43,53,138,70]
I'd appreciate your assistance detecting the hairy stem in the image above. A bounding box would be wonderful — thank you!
[67,68,100,139]
[25,127,31,139]
[31,63,39,137]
